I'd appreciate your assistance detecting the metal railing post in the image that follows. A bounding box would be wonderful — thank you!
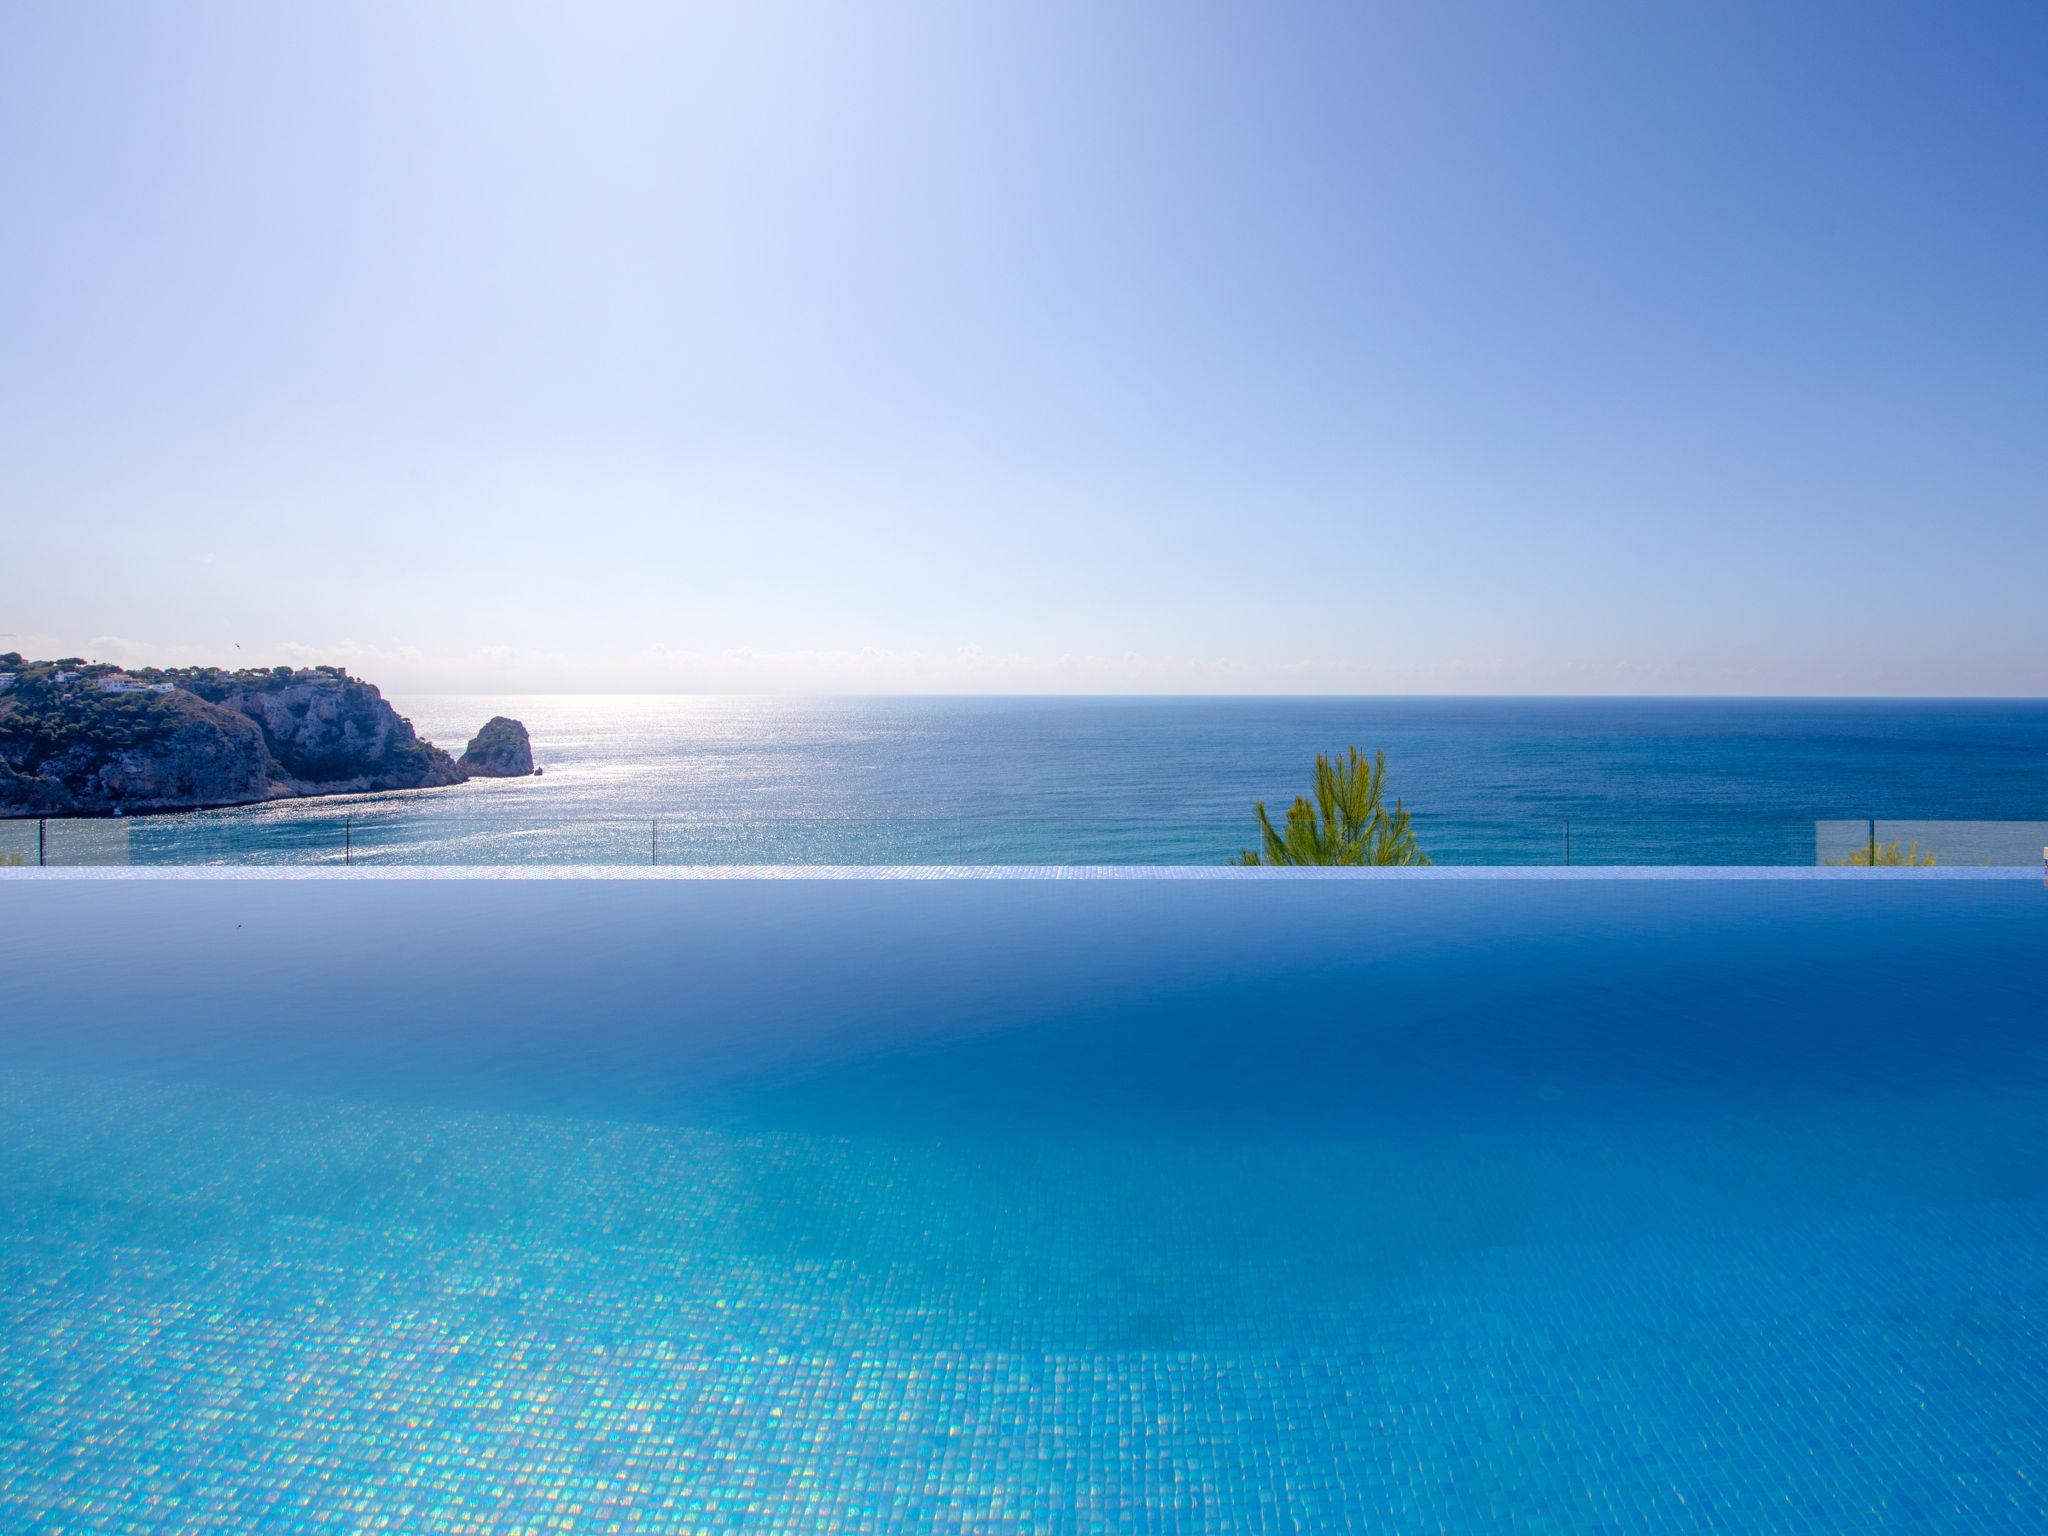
[343,814,352,866]
[1868,817,1876,866]
[38,817,46,867]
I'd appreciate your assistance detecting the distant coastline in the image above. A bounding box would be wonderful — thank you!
[0,654,533,819]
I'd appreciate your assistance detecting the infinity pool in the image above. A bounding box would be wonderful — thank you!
[3,872,2045,1532]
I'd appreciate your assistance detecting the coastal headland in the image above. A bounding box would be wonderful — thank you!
[0,654,533,818]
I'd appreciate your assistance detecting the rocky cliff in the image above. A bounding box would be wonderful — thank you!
[184,667,465,795]
[0,655,528,817]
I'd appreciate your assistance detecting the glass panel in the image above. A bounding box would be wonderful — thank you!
[1565,819,1817,866]
[11,812,2046,868]
[1815,819,1877,866]
[0,820,40,868]
[1875,820,2048,868]
[41,818,136,866]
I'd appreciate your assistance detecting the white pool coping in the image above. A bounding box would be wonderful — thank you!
[5,864,2041,881]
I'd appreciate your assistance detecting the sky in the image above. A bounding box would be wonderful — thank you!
[3,1,2044,695]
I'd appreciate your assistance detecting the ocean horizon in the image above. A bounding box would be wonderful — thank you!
[14,695,2046,868]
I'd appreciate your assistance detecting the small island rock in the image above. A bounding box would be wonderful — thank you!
[456,716,536,778]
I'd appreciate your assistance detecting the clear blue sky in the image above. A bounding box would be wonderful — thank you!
[4,1,2044,694]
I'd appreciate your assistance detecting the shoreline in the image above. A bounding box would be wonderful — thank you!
[0,778,479,823]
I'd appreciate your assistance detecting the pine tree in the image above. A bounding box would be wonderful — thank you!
[1235,747,1429,866]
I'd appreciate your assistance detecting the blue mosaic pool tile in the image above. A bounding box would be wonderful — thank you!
[5,1069,2048,1532]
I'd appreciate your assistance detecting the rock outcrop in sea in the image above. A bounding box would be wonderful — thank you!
[457,716,537,777]
[0,654,533,817]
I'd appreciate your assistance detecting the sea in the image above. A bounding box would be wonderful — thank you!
[13,695,2048,867]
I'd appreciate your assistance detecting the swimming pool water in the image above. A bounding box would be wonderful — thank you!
[3,874,2045,1531]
